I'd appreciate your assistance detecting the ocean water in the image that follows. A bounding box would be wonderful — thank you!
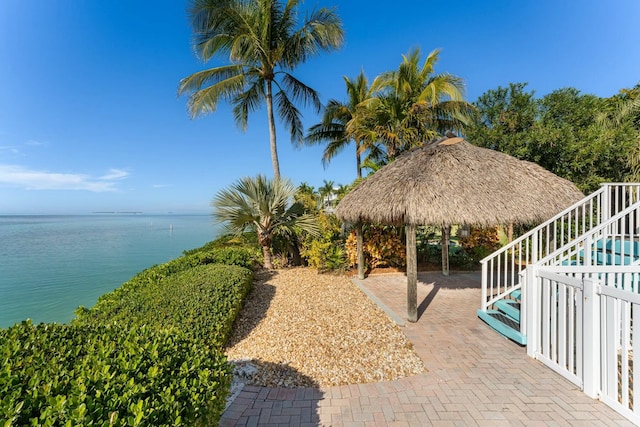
[0,214,219,328]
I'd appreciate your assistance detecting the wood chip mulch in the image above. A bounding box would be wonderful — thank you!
[224,267,426,388]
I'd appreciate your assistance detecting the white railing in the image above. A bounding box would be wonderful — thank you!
[536,200,640,269]
[480,183,640,313]
[528,266,640,425]
[481,185,599,311]
[528,268,583,386]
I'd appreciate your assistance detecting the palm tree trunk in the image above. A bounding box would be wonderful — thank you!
[356,140,362,179]
[441,225,450,276]
[265,79,281,180]
[262,244,274,269]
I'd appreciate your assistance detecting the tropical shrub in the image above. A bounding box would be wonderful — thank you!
[211,175,320,269]
[2,236,256,426]
[345,224,406,269]
[75,264,252,348]
[459,226,501,263]
[301,212,347,271]
[185,247,258,270]
[0,321,230,426]
[184,233,260,255]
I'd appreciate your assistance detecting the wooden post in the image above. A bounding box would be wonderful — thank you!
[406,223,417,322]
[441,225,450,276]
[356,222,365,280]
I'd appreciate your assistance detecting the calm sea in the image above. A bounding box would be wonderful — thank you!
[0,214,220,328]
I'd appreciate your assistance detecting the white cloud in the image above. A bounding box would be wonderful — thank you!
[0,165,129,192]
[25,139,47,147]
[0,146,23,157]
[100,169,129,180]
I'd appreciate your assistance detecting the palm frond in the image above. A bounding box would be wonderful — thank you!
[232,76,265,130]
[274,89,304,143]
[279,72,321,112]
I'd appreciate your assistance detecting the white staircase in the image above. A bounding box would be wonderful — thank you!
[478,183,640,344]
[478,183,640,424]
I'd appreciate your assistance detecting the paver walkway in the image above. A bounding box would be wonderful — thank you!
[220,272,634,426]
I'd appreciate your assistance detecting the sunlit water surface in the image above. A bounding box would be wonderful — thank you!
[0,215,218,328]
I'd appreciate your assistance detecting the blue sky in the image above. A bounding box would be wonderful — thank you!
[1,1,639,214]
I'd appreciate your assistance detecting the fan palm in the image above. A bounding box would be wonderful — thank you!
[179,0,344,180]
[362,48,474,162]
[305,70,373,178]
[212,175,320,269]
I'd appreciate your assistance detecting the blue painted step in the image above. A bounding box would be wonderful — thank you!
[494,299,520,322]
[562,239,640,266]
[477,309,527,345]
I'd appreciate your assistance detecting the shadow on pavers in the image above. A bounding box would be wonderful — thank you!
[220,360,322,426]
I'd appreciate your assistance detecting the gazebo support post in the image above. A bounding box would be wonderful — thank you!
[356,222,365,280]
[441,225,450,276]
[406,223,418,322]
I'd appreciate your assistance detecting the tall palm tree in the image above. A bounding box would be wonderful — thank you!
[212,175,320,269]
[179,0,344,180]
[305,70,373,178]
[362,48,474,162]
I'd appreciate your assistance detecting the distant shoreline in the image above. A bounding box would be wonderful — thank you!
[92,211,143,214]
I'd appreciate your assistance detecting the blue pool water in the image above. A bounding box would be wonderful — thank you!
[0,214,219,328]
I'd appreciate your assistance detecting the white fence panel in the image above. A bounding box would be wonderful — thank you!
[532,270,640,425]
[531,269,583,387]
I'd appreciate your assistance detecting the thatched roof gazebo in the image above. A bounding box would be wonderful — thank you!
[336,136,584,322]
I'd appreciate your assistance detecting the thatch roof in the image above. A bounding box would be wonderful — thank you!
[336,137,584,227]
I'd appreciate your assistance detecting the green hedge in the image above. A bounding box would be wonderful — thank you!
[75,263,253,348]
[1,244,255,426]
[0,322,230,426]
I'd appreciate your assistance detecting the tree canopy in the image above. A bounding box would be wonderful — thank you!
[466,82,638,193]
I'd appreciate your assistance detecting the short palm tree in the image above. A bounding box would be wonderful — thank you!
[362,48,474,162]
[318,179,335,209]
[179,0,344,179]
[212,175,320,269]
[305,70,373,178]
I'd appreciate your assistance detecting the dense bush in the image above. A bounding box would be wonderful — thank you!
[459,226,501,263]
[184,247,258,270]
[345,224,406,269]
[184,234,260,258]
[2,236,257,426]
[75,264,252,348]
[301,212,347,271]
[0,321,230,426]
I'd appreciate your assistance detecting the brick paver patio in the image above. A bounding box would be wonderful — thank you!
[220,271,634,426]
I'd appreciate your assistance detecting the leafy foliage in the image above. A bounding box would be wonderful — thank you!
[212,175,320,269]
[459,226,501,263]
[467,82,637,193]
[75,263,252,349]
[2,222,259,426]
[305,70,374,179]
[300,212,347,271]
[345,224,406,269]
[0,322,230,426]
[356,48,474,164]
[183,245,260,270]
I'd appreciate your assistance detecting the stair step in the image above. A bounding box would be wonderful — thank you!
[494,299,520,322]
[477,309,526,346]
[510,289,521,301]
